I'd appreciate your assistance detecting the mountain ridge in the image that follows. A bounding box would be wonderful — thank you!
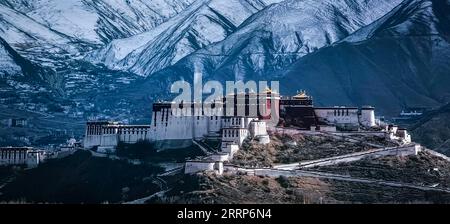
[87,0,284,76]
[280,0,450,115]
[142,0,403,82]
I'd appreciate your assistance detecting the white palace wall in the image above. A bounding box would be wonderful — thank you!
[84,106,231,150]
[314,106,376,128]
[0,147,42,168]
[185,160,223,175]
[314,107,360,125]
[84,99,377,153]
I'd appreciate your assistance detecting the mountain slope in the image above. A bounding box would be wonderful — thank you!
[0,36,56,82]
[0,0,197,70]
[0,36,63,118]
[280,0,450,115]
[0,37,21,77]
[87,0,284,76]
[0,0,199,117]
[0,0,196,45]
[411,103,450,156]
[96,0,402,119]
[143,0,402,81]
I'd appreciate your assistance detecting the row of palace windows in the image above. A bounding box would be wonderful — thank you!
[103,128,116,134]
[223,129,245,138]
[87,125,102,135]
[118,130,149,135]
[224,118,242,125]
[158,113,220,122]
[88,127,150,135]
[333,109,354,117]
[0,150,27,160]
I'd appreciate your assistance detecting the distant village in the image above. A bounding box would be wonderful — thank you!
[2,89,420,177]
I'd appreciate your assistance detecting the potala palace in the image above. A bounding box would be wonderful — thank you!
[82,90,412,174]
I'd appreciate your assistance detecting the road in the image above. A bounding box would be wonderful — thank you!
[319,131,389,148]
[226,166,450,194]
[123,175,170,204]
[273,144,419,170]
[124,190,169,204]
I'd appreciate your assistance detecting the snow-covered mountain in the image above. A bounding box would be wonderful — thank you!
[280,0,450,115]
[0,2,75,56]
[117,0,450,118]
[0,0,196,44]
[341,0,449,43]
[107,0,406,118]
[0,0,197,68]
[87,0,283,76]
[0,37,21,77]
[0,35,62,110]
[0,36,54,81]
[0,0,199,114]
[141,0,403,83]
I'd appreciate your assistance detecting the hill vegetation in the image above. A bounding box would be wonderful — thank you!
[411,103,450,156]
[0,150,164,204]
[233,133,394,167]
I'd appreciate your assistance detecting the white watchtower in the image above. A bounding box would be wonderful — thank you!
[360,106,376,127]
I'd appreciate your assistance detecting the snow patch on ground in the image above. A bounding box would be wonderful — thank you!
[0,45,21,77]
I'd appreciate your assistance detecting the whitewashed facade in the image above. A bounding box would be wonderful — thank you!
[83,92,378,153]
[313,106,375,127]
[84,99,272,152]
[185,160,224,175]
[0,147,43,168]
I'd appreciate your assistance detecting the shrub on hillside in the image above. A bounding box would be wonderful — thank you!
[116,140,157,159]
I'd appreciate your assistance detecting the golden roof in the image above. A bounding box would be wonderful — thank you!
[262,87,278,94]
[262,87,272,93]
[293,90,309,99]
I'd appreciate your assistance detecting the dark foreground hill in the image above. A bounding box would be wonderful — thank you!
[0,150,164,204]
[150,152,450,204]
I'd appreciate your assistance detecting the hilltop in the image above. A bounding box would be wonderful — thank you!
[149,131,450,204]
